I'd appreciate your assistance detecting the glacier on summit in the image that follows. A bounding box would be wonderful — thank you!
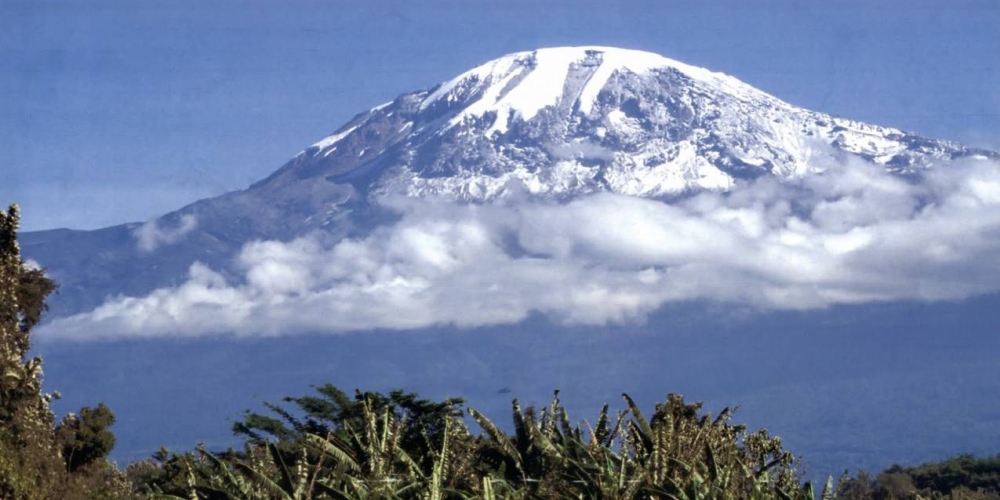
[274,46,991,215]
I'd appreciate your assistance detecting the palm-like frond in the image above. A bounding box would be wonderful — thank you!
[469,407,524,479]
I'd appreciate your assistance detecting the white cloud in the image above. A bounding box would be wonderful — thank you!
[23,259,42,271]
[133,214,198,252]
[40,155,1000,339]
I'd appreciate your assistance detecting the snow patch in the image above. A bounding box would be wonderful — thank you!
[312,125,358,151]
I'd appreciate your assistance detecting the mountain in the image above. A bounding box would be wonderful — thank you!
[282,46,981,201]
[21,46,996,317]
[21,46,1000,481]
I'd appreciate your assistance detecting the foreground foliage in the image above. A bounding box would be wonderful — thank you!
[0,205,132,500]
[140,385,1000,499]
[142,387,818,500]
[835,454,1000,500]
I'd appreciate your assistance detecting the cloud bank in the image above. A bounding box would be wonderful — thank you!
[42,156,1000,339]
[133,214,198,252]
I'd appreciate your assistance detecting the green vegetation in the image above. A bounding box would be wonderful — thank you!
[133,387,814,500]
[0,204,132,499]
[1,203,998,499]
[835,455,1000,500]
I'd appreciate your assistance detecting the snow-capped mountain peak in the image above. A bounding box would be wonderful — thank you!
[417,46,748,134]
[21,46,999,318]
[277,46,991,209]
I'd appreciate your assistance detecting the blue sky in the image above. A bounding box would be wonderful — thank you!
[2,0,998,231]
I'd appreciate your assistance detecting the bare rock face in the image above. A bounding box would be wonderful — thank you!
[22,46,997,317]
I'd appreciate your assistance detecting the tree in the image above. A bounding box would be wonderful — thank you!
[234,384,467,472]
[56,403,118,472]
[0,204,130,500]
[156,385,818,499]
[0,204,64,499]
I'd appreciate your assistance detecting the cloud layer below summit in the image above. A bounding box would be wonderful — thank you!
[41,155,1000,339]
